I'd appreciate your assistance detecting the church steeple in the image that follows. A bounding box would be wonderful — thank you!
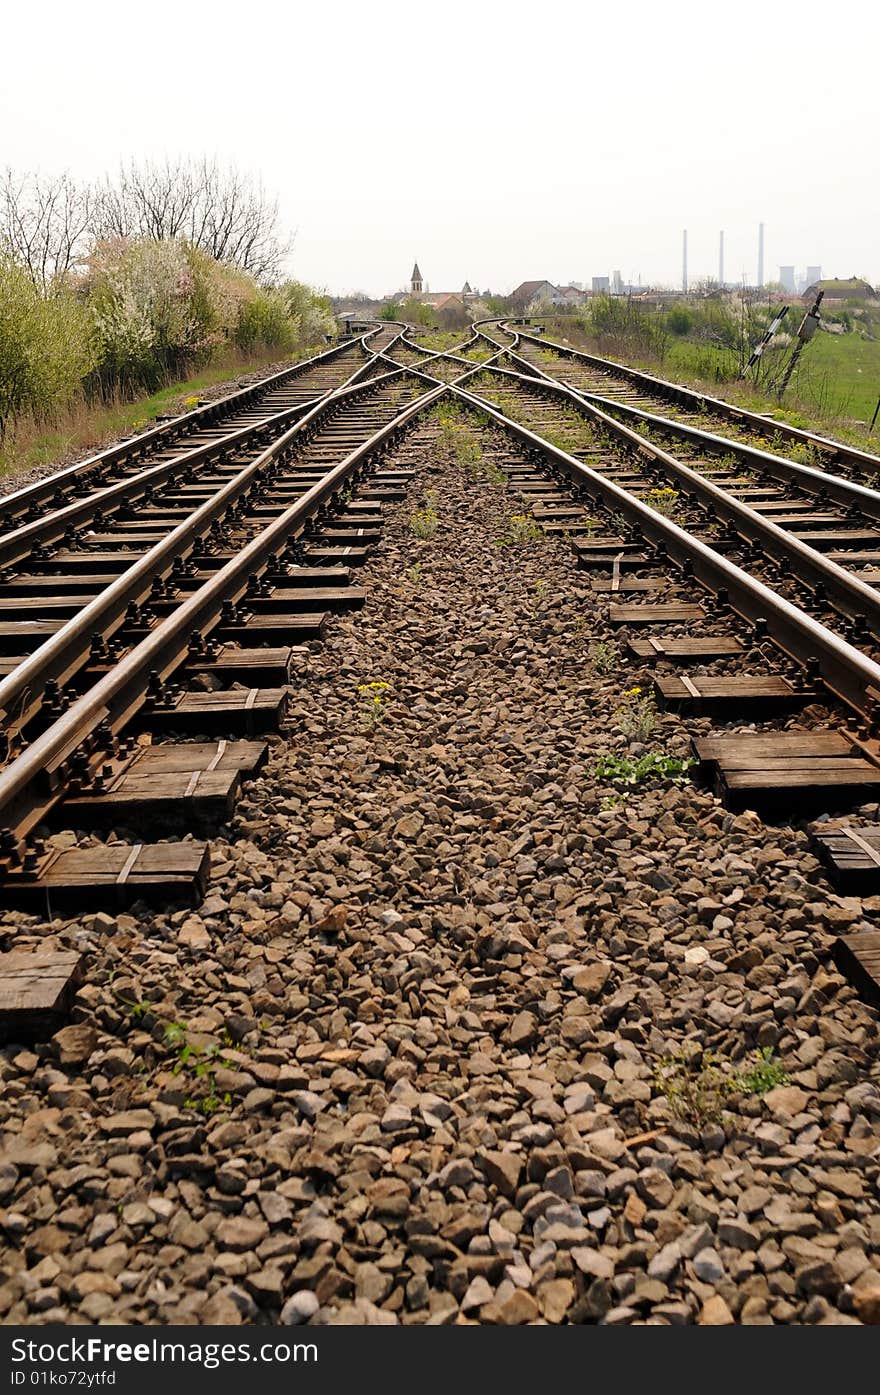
[411,260,423,296]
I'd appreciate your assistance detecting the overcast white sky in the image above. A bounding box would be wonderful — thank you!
[3,0,878,296]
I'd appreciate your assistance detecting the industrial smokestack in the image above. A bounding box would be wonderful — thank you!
[682,229,688,294]
[758,222,765,288]
[719,230,724,288]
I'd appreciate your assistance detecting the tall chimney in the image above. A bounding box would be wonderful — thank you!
[757,222,765,288]
[719,230,724,288]
[682,229,688,294]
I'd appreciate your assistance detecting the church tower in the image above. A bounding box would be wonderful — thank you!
[411,260,423,297]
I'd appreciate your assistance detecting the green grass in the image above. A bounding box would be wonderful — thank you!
[655,332,880,425]
[800,332,880,422]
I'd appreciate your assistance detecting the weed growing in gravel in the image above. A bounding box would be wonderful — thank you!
[737,1046,789,1096]
[615,685,659,740]
[479,460,506,486]
[409,492,439,539]
[787,441,818,466]
[528,579,549,616]
[455,437,482,469]
[182,395,199,411]
[590,640,619,674]
[655,1046,791,1128]
[496,513,544,547]
[643,486,680,519]
[655,1048,736,1127]
[161,1022,235,1116]
[599,792,629,810]
[405,563,423,586]
[357,679,391,729]
[594,750,695,787]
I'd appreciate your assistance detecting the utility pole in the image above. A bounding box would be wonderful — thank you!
[778,290,824,400]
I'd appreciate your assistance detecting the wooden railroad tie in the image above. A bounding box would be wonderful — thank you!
[1,843,211,911]
[693,731,880,813]
[0,950,83,1042]
[577,551,651,572]
[58,739,267,831]
[833,933,880,1008]
[609,602,706,626]
[141,687,289,737]
[591,576,663,595]
[187,645,294,686]
[655,673,814,717]
[628,636,745,663]
[811,825,880,894]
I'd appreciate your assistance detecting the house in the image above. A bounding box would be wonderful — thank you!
[509,279,563,312]
[422,292,466,312]
[802,277,876,304]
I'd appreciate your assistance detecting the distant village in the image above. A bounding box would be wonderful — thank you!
[330,261,878,328]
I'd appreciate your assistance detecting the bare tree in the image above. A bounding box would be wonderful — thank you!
[0,169,93,288]
[94,158,290,281]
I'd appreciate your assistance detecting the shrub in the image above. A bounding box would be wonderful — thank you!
[667,307,693,336]
[0,256,95,440]
[86,237,217,393]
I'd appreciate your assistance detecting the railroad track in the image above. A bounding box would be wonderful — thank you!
[0,325,443,943]
[4,314,880,1025]
[507,321,880,481]
[0,334,380,530]
[4,316,880,1334]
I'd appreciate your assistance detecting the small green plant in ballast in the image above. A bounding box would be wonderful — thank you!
[590,640,619,674]
[736,1046,789,1096]
[496,513,544,547]
[162,1021,235,1117]
[409,491,439,539]
[654,1048,736,1127]
[594,750,695,787]
[643,485,680,518]
[614,685,659,740]
[406,562,423,586]
[528,579,549,615]
[357,679,391,729]
[655,1046,791,1128]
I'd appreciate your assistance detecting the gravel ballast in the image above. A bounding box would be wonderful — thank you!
[1,413,879,1326]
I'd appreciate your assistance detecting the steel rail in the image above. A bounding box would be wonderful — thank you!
[457,356,880,643]
[499,333,880,521]
[448,380,880,727]
[550,388,880,523]
[0,377,444,843]
[509,322,880,474]
[0,331,380,520]
[0,334,393,570]
[0,364,419,739]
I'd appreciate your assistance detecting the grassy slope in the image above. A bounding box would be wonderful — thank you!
[0,350,306,480]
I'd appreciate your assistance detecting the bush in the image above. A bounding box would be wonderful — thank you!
[234,287,297,354]
[0,256,95,440]
[83,245,333,396]
[586,295,669,359]
[666,307,693,335]
[86,238,217,393]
